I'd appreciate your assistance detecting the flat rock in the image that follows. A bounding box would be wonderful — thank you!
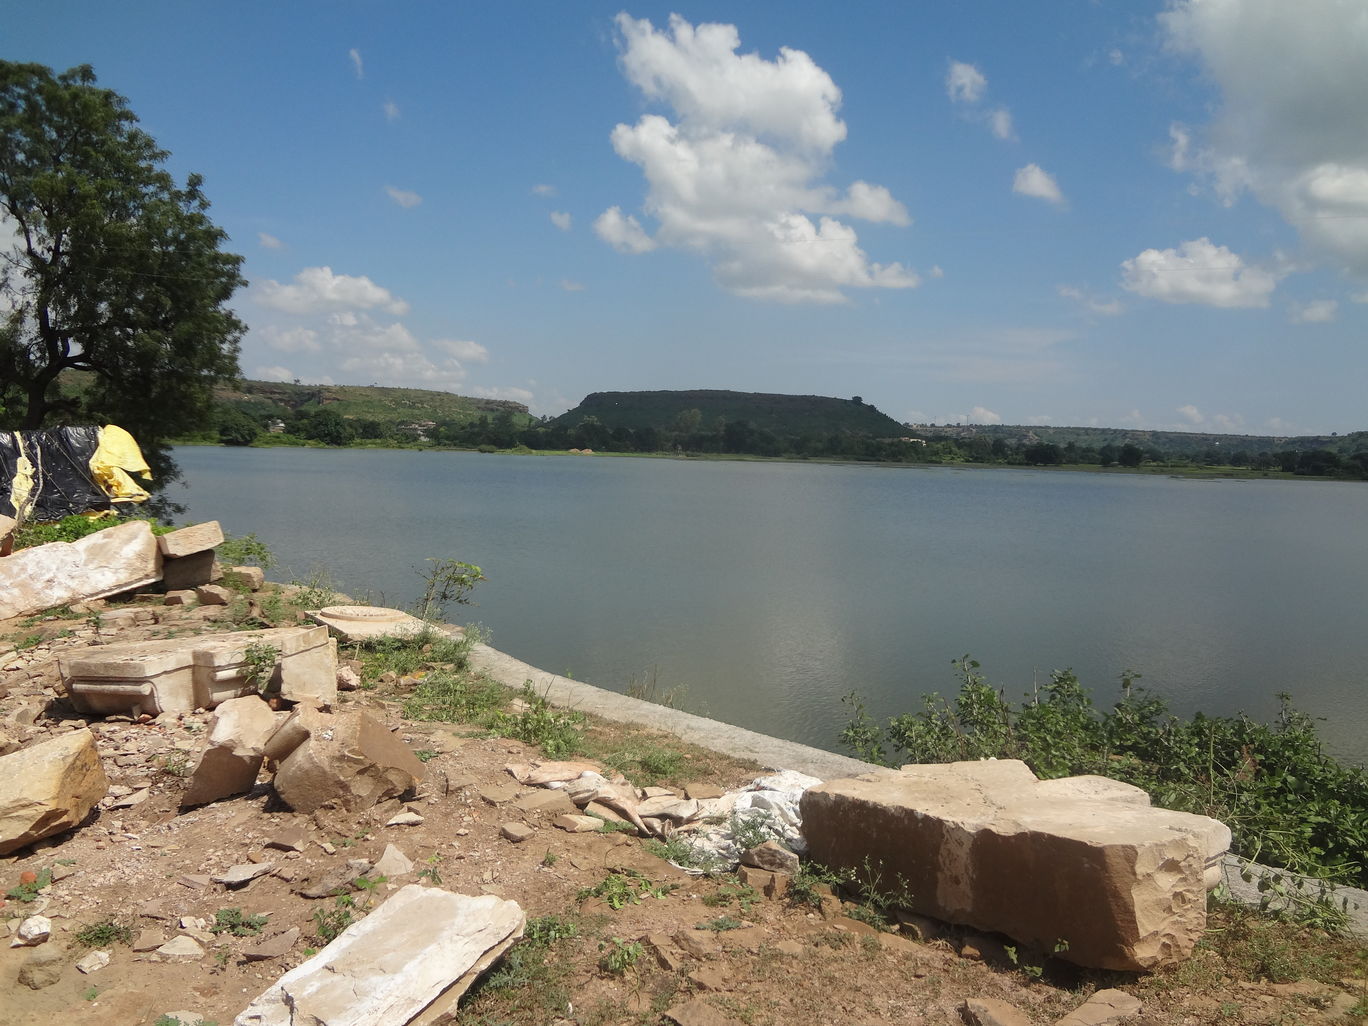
[157,936,206,959]
[740,839,799,874]
[182,695,280,807]
[0,520,161,620]
[212,862,276,887]
[373,843,414,877]
[234,885,524,1026]
[0,729,109,855]
[961,997,1034,1026]
[274,710,424,814]
[133,928,166,951]
[801,760,1229,971]
[76,949,111,974]
[1054,989,1143,1026]
[243,927,300,961]
[500,822,535,843]
[158,521,225,558]
[663,998,747,1026]
[554,814,604,833]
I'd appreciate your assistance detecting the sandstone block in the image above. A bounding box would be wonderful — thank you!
[740,839,799,875]
[234,885,524,1026]
[553,814,604,833]
[1054,989,1143,1026]
[306,604,429,642]
[157,521,224,558]
[18,945,66,989]
[0,520,161,620]
[160,550,220,590]
[223,565,266,591]
[182,695,281,807]
[195,584,233,605]
[0,729,109,855]
[273,711,426,814]
[800,760,1229,971]
[501,822,535,843]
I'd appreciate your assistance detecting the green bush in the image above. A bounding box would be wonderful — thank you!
[841,657,1368,888]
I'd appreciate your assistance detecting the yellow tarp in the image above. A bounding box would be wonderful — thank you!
[89,424,152,504]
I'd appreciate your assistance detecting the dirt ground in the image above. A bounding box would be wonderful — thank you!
[2,593,1365,1026]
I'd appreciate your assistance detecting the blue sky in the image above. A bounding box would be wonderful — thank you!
[6,1,1367,433]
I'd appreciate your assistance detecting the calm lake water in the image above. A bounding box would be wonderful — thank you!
[171,447,1368,765]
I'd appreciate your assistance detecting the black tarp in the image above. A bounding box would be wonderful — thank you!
[1,426,123,522]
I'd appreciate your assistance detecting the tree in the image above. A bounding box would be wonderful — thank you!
[0,62,244,481]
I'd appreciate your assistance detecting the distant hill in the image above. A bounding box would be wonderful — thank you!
[215,379,529,426]
[914,422,1368,457]
[552,390,907,437]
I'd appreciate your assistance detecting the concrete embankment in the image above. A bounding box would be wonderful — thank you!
[468,642,872,782]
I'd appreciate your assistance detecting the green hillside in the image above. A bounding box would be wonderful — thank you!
[216,379,529,426]
[552,389,906,437]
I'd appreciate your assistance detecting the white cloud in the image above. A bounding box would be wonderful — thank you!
[1177,403,1203,424]
[969,406,1002,425]
[1120,237,1277,308]
[549,211,572,231]
[1058,284,1122,316]
[559,279,585,292]
[988,108,1014,141]
[348,48,363,79]
[472,385,535,405]
[929,265,944,278]
[531,184,556,197]
[258,266,411,316]
[433,339,489,364]
[593,206,657,254]
[1108,48,1125,67]
[1013,164,1065,206]
[384,186,422,209]
[1289,298,1338,323]
[946,61,987,104]
[256,365,295,382]
[383,100,400,122]
[1351,291,1368,303]
[258,232,284,250]
[599,13,916,303]
[1161,1,1368,275]
[260,325,321,353]
[1173,404,1245,432]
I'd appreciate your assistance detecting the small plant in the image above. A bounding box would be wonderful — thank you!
[578,870,673,910]
[645,836,727,874]
[209,907,268,937]
[75,918,134,947]
[596,817,639,834]
[787,861,854,911]
[701,879,760,913]
[414,749,439,763]
[217,532,275,570]
[541,850,559,867]
[155,750,193,778]
[598,936,644,975]
[313,899,355,943]
[6,867,52,902]
[241,642,278,694]
[697,915,745,932]
[84,986,99,1000]
[728,809,776,851]
[416,557,485,621]
[488,684,584,758]
[524,914,580,946]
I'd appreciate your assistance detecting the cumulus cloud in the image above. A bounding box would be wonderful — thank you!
[593,206,657,254]
[946,61,987,104]
[258,266,411,316]
[384,186,422,209]
[434,339,489,363]
[560,279,585,292]
[258,232,284,250]
[988,108,1015,141]
[1175,404,1244,432]
[1162,1,1368,276]
[531,184,556,197]
[1120,237,1277,308]
[383,100,400,122]
[1013,164,1065,205]
[472,385,535,405]
[260,325,321,353]
[1289,298,1338,323]
[549,211,572,231]
[597,13,917,303]
[348,48,363,79]
[256,365,295,383]
[1058,284,1122,315]
[969,406,1002,424]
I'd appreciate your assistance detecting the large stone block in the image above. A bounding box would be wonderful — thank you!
[0,730,109,855]
[799,760,1230,971]
[160,550,221,591]
[157,520,224,558]
[273,710,426,814]
[61,625,336,717]
[235,885,524,1026]
[0,520,161,620]
[182,695,282,807]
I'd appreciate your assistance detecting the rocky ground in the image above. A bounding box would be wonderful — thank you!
[2,592,1366,1026]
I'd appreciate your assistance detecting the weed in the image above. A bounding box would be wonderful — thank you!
[209,908,268,937]
[541,850,559,867]
[599,744,684,787]
[83,986,99,1000]
[14,633,44,651]
[313,900,355,943]
[416,557,484,621]
[289,568,338,609]
[155,750,193,778]
[414,749,439,763]
[596,817,639,834]
[578,870,674,910]
[241,642,278,694]
[75,918,133,947]
[698,915,745,932]
[728,809,776,851]
[787,861,854,911]
[524,914,580,946]
[598,936,644,975]
[217,532,274,570]
[644,836,727,874]
[487,684,584,758]
[6,867,52,902]
[463,913,577,1021]
[842,856,915,929]
[625,668,694,712]
[701,879,760,913]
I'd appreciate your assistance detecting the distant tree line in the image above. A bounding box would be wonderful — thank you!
[199,402,1368,480]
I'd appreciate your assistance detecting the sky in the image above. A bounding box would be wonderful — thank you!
[5,1,1368,434]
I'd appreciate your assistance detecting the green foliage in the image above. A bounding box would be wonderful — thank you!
[697,915,744,932]
[0,61,244,487]
[523,914,579,946]
[12,514,138,549]
[209,907,268,937]
[416,557,485,621]
[312,901,354,944]
[787,862,854,911]
[6,867,52,902]
[487,684,584,758]
[240,642,278,694]
[701,879,760,913]
[644,836,727,874]
[597,936,644,975]
[216,532,274,570]
[842,658,1368,889]
[75,918,133,946]
[728,809,776,852]
[598,744,684,787]
[577,870,674,910]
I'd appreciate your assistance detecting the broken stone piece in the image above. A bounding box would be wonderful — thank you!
[76,949,111,974]
[234,885,524,1026]
[273,710,425,814]
[195,584,233,606]
[157,521,225,558]
[243,927,300,962]
[212,862,276,887]
[223,565,266,591]
[800,760,1230,972]
[156,936,206,959]
[18,946,66,990]
[740,840,800,875]
[553,814,604,833]
[305,605,430,642]
[11,916,52,947]
[500,822,535,843]
[1055,988,1143,1026]
[0,520,162,621]
[0,729,109,855]
[960,997,1033,1026]
[373,843,414,878]
[386,811,424,826]
[182,695,281,807]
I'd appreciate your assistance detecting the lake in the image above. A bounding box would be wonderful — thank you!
[170,446,1368,765]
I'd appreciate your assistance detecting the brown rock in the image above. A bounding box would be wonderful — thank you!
[801,760,1227,971]
[243,926,300,961]
[222,565,266,591]
[18,945,67,990]
[513,789,577,816]
[740,839,800,874]
[157,521,225,558]
[0,729,109,855]
[194,584,234,606]
[160,549,220,591]
[687,966,731,991]
[273,710,425,814]
[664,997,746,1026]
[500,822,535,843]
[961,997,1034,1026]
[0,520,162,620]
[553,814,604,833]
[1054,989,1143,1026]
[181,695,280,807]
